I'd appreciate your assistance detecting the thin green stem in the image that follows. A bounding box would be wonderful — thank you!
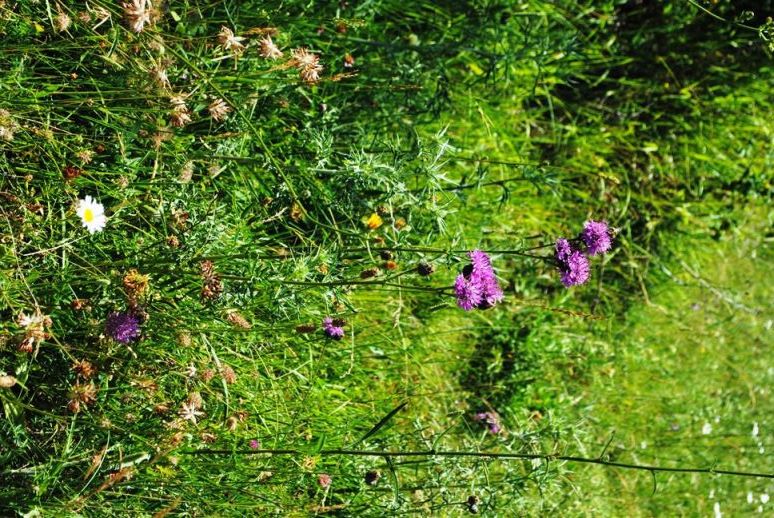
[183,448,774,480]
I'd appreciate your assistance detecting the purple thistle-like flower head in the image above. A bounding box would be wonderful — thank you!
[454,274,483,311]
[105,311,141,344]
[581,220,612,256]
[468,250,492,272]
[462,250,504,309]
[555,238,572,263]
[560,251,590,287]
[473,270,504,308]
[322,317,345,340]
[474,411,502,435]
[555,238,590,287]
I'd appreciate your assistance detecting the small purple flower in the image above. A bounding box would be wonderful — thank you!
[469,250,503,308]
[581,220,612,256]
[455,250,504,310]
[322,317,345,340]
[468,250,492,272]
[555,238,590,287]
[474,411,502,435]
[455,274,482,311]
[105,311,140,343]
[249,439,261,449]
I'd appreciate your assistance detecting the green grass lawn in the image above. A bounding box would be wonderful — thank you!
[1,1,772,515]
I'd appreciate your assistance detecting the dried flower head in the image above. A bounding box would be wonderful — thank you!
[0,125,14,142]
[72,360,97,379]
[150,64,170,88]
[17,310,52,353]
[208,98,231,122]
[169,93,191,127]
[71,298,90,311]
[122,0,157,33]
[226,311,251,329]
[105,312,141,344]
[291,47,323,83]
[218,26,245,54]
[177,332,192,347]
[123,269,150,299]
[179,161,195,183]
[221,365,237,384]
[318,473,332,489]
[170,108,191,127]
[91,6,111,26]
[68,382,98,413]
[200,260,223,301]
[199,432,218,444]
[55,9,72,32]
[179,401,204,424]
[259,36,283,59]
[187,391,204,409]
[151,130,173,149]
[0,110,16,141]
[153,403,170,415]
[76,149,95,164]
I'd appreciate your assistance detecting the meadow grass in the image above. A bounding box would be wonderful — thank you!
[1,0,772,515]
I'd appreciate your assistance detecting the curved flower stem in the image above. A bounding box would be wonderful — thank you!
[339,244,554,259]
[183,448,774,480]
[279,279,450,293]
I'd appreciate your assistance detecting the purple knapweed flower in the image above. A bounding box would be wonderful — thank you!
[469,250,504,308]
[468,249,492,273]
[322,317,345,340]
[249,439,261,449]
[455,250,504,310]
[555,238,590,287]
[474,411,502,435]
[581,220,612,256]
[105,311,140,343]
[454,274,483,311]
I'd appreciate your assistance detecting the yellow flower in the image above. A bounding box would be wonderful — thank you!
[365,213,383,230]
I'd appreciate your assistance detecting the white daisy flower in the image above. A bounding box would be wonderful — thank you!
[76,196,107,233]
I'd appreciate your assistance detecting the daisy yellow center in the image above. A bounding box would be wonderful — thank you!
[83,208,94,223]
